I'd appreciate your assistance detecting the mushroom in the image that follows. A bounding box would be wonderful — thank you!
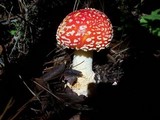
[56,8,113,96]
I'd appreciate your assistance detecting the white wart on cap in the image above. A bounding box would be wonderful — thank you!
[56,8,113,52]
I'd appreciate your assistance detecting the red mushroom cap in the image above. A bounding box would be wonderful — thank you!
[56,8,113,51]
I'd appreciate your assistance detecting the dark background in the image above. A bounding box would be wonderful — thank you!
[0,0,160,119]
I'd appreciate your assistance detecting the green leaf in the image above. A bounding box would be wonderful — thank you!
[10,30,17,36]
[151,9,160,16]
[142,15,160,21]
[158,31,160,37]
[139,17,148,24]
[139,8,160,37]
[140,9,160,21]
[152,28,160,37]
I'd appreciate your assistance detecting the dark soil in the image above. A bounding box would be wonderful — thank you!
[0,0,160,120]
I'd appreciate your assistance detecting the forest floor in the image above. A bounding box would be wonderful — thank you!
[0,0,160,120]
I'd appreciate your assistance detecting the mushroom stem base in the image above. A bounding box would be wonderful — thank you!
[68,50,95,96]
[69,73,95,96]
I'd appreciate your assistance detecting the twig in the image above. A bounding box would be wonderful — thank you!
[33,81,64,102]
[18,75,40,101]
[73,0,80,11]
[8,93,42,120]
[0,97,15,120]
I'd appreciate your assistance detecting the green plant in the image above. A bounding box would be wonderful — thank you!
[139,8,160,37]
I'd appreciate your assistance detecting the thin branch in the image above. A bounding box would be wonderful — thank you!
[0,97,15,120]
[9,93,42,120]
[73,0,80,11]
[33,80,64,102]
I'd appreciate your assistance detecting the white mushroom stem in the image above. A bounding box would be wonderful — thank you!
[73,50,94,77]
[69,50,95,96]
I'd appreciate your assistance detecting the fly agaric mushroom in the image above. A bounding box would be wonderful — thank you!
[56,8,113,96]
